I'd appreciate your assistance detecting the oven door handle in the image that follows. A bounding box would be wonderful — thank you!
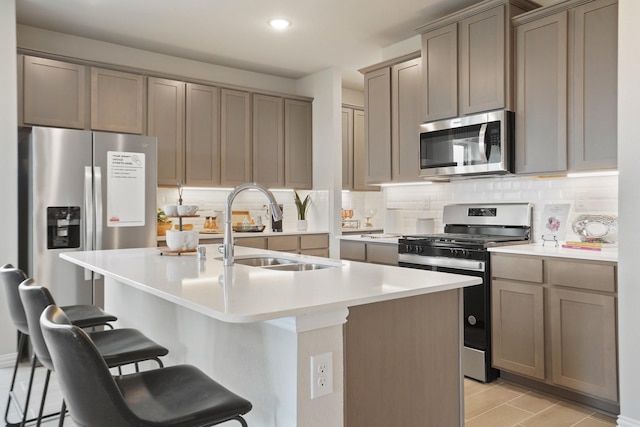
[478,123,488,164]
[398,253,486,272]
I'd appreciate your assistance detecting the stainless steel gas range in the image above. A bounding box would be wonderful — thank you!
[398,202,532,383]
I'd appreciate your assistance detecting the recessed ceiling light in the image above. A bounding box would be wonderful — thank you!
[268,18,291,30]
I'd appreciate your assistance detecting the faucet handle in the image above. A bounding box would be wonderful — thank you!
[218,245,225,255]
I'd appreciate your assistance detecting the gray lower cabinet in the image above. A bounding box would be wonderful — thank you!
[253,94,284,188]
[340,240,398,266]
[284,99,313,189]
[185,83,220,187]
[148,77,186,186]
[491,253,618,404]
[514,0,618,175]
[221,89,252,187]
[91,67,144,134]
[22,55,87,129]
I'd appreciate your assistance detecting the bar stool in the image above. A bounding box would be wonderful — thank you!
[41,304,252,427]
[0,264,117,427]
[19,278,170,426]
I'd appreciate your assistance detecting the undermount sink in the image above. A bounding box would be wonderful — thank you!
[227,256,338,271]
[233,256,297,267]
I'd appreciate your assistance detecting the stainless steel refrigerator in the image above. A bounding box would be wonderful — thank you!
[18,126,157,307]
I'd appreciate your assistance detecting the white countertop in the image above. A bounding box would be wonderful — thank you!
[339,234,399,245]
[158,229,330,241]
[488,243,618,263]
[61,246,480,323]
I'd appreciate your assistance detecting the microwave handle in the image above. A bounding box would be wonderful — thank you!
[478,123,488,163]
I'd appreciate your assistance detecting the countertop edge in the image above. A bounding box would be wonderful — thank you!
[488,244,618,263]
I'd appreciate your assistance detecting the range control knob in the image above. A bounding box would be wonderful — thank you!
[467,315,477,326]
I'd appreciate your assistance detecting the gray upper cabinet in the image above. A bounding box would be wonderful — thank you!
[185,83,220,187]
[363,67,392,184]
[91,67,144,134]
[220,89,252,187]
[514,0,618,175]
[23,56,87,129]
[391,58,421,182]
[569,0,618,171]
[253,94,285,188]
[460,6,506,115]
[342,107,354,190]
[418,0,539,122]
[421,23,458,122]
[514,11,568,174]
[284,99,312,189]
[343,107,378,191]
[148,77,186,186]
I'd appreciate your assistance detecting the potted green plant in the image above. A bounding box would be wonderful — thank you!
[294,190,311,231]
[157,208,172,236]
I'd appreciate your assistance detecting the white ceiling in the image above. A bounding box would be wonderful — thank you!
[16,0,558,90]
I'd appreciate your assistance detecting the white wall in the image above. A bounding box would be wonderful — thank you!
[0,0,18,366]
[616,0,640,425]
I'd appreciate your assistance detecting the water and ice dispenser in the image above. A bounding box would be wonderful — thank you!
[47,207,81,249]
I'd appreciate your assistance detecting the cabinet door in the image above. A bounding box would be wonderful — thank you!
[340,240,366,262]
[342,108,354,190]
[353,109,378,191]
[515,12,568,174]
[421,23,458,122]
[491,279,545,380]
[570,0,618,171]
[548,288,617,401]
[148,77,185,186]
[284,99,313,189]
[364,68,392,183]
[185,83,220,187]
[91,67,144,134]
[23,56,87,129]
[221,89,252,187]
[253,94,284,188]
[392,58,421,182]
[460,6,505,115]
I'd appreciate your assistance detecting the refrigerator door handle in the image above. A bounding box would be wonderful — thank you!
[94,166,103,250]
[93,166,103,280]
[84,166,94,281]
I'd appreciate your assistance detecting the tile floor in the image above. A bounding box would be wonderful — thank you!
[464,378,617,427]
[1,361,618,426]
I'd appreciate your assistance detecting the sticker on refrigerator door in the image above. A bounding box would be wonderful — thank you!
[107,151,146,227]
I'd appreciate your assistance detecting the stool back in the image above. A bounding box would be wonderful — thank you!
[1,264,30,335]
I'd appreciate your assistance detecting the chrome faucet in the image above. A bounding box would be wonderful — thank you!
[219,182,283,266]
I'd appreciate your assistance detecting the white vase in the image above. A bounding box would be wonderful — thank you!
[297,219,308,231]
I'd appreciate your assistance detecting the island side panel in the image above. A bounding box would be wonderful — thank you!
[344,288,463,427]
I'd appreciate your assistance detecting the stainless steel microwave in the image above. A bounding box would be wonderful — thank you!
[419,110,514,179]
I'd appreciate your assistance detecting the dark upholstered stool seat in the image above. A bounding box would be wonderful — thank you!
[41,305,252,427]
[117,365,253,426]
[88,327,169,368]
[58,304,116,329]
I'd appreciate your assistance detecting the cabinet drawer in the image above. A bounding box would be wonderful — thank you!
[268,235,299,251]
[341,241,366,261]
[300,248,329,258]
[492,254,543,283]
[300,234,329,250]
[236,237,267,249]
[367,244,398,266]
[547,260,616,293]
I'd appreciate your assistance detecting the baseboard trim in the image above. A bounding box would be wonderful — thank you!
[617,416,640,427]
[0,352,17,368]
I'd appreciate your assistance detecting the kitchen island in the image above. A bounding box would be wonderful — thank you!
[61,245,481,427]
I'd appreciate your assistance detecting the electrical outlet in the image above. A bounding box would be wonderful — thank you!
[310,352,333,399]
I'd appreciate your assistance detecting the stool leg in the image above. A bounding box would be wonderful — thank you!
[19,354,38,427]
[35,369,51,427]
[4,333,26,426]
[58,401,66,427]
[234,415,248,427]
